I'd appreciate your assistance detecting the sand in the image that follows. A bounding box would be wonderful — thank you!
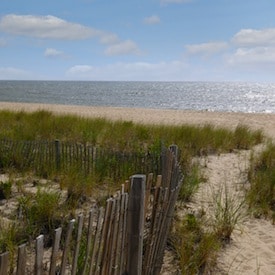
[193,148,275,275]
[1,101,275,274]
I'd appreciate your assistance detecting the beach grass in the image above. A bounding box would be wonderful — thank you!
[0,109,264,152]
[0,109,264,195]
[171,213,220,274]
[247,142,275,219]
[0,109,266,272]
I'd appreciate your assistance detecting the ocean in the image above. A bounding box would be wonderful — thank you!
[0,80,275,113]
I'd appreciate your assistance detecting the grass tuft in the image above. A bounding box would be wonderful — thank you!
[171,213,220,274]
[212,184,246,243]
[247,142,275,218]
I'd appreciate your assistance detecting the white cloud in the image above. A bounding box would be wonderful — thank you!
[99,32,120,44]
[226,28,275,70]
[232,28,275,47]
[228,47,275,65]
[104,40,141,56]
[67,65,96,74]
[0,14,141,56]
[44,48,65,58]
[66,60,188,81]
[0,14,99,40]
[143,15,160,25]
[185,41,228,55]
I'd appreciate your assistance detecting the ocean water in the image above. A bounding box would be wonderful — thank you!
[0,80,275,113]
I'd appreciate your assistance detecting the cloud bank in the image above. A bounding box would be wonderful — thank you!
[0,14,141,56]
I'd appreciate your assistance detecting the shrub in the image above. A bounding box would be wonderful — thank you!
[17,189,63,243]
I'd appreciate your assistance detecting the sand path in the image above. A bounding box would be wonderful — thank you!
[188,149,275,275]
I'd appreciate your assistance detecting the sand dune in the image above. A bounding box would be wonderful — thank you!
[1,101,275,274]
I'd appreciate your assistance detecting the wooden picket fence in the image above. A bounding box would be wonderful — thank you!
[0,145,183,275]
[0,139,161,180]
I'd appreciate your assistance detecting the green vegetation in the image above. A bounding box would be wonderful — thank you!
[178,163,204,202]
[171,213,220,274]
[0,180,12,199]
[0,220,26,271]
[171,183,246,274]
[212,184,246,243]
[0,109,266,273]
[247,142,275,219]
[17,189,64,239]
[0,110,263,154]
[0,109,264,194]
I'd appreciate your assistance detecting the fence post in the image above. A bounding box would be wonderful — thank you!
[126,174,146,275]
[17,244,26,275]
[169,144,179,160]
[0,252,9,275]
[35,235,44,275]
[55,139,61,170]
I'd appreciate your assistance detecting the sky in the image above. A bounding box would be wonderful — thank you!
[0,0,275,82]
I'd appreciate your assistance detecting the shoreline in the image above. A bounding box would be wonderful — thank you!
[1,101,275,138]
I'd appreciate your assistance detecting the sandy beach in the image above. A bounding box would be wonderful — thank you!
[1,101,275,274]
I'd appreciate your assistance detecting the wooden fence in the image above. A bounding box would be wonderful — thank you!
[0,139,161,181]
[0,145,183,275]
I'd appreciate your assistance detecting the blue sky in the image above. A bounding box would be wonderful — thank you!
[1,0,275,81]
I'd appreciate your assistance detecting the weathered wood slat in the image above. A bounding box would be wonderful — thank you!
[0,251,9,275]
[153,187,181,274]
[35,235,44,275]
[151,187,170,274]
[17,243,26,275]
[49,227,62,275]
[95,198,111,275]
[119,192,129,274]
[100,198,115,274]
[145,173,154,219]
[89,207,104,275]
[126,175,146,275]
[82,209,95,275]
[143,183,164,274]
[72,214,84,275]
[111,195,121,275]
[60,219,75,275]
[104,198,116,274]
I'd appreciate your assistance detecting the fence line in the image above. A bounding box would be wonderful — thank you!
[0,139,161,180]
[0,145,182,275]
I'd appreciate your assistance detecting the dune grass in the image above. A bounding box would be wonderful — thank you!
[247,142,275,219]
[171,213,220,274]
[0,109,264,153]
[0,109,264,200]
[0,109,266,272]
